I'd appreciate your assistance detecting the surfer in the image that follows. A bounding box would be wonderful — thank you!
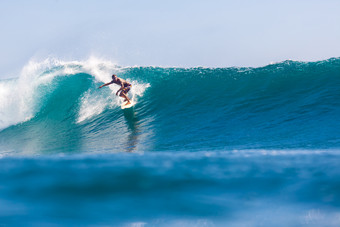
[98,74,132,105]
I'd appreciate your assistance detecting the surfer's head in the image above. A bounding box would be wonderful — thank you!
[112,74,117,81]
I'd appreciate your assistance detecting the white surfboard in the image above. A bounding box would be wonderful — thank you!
[121,101,135,109]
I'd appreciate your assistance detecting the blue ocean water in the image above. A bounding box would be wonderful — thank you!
[0,58,339,226]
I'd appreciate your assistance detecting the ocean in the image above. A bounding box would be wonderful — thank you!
[0,57,339,226]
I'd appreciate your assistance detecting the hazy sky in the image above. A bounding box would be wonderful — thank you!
[1,0,340,77]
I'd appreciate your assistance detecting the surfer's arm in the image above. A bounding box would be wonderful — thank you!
[98,81,113,89]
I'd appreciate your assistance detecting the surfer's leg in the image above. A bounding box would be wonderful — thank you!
[121,87,131,104]
[120,91,131,104]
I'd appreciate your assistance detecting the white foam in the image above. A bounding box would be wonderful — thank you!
[0,59,56,130]
[77,91,109,123]
[127,79,151,103]
[0,80,34,130]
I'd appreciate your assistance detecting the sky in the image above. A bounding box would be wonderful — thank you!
[0,0,340,78]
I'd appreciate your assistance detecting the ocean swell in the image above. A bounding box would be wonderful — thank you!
[0,57,339,155]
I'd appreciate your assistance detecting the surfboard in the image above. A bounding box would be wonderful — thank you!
[121,101,135,109]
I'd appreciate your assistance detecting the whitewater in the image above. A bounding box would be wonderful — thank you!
[0,57,340,226]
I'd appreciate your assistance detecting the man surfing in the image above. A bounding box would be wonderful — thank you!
[99,74,132,105]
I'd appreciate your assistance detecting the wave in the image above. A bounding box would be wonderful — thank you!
[0,57,339,154]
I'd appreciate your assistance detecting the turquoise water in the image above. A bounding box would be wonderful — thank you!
[0,58,339,226]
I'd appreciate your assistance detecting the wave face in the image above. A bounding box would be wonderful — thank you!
[0,58,340,155]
